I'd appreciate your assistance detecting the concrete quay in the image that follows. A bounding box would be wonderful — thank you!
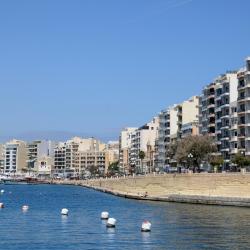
[53,173,250,207]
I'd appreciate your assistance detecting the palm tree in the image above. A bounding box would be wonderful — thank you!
[139,151,145,174]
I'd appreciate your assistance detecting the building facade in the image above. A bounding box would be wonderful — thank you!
[130,117,159,173]
[54,137,108,178]
[0,144,5,173]
[199,83,216,137]
[119,127,137,174]
[27,140,55,172]
[214,72,238,161]
[156,96,199,170]
[4,140,27,174]
[237,57,250,156]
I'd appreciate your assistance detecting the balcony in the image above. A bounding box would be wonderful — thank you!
[208,113,215,118]
[238,133,245,138]
[207,103,215,109]
[221,148,230,152]
[221,92,229,97]
[238,95,250,103]
[230,136,238,142]
[237,71,245,79]
[220,125,229,130]
[230,148,238,154]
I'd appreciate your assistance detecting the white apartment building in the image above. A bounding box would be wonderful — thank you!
[214,72,238,162]
[130,117,159,173]
[119,127,137,174]
[155,106,178,170]
[0,144,5,173]
[4,140,27,174]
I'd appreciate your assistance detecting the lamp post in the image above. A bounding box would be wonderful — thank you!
[188,153,193,172]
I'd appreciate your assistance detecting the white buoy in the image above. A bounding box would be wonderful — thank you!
[61,208,69,216]
[106,218,116,228]
[141,220,151,232]
[101,211,109,220]
[1,189,4,194]
[22,205,29,211]
[0,202,4,208]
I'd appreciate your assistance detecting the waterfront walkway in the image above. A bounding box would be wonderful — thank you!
[53,172,250,207]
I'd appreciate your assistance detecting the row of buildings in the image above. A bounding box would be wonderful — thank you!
[0,138,119,177]
[119,56,250,173]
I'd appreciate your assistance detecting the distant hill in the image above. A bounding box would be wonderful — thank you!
[0,130,118,143]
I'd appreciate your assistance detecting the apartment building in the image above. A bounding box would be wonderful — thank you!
[156,96,199,169]
[155,106,178,170]
[37,156,54,177]
[54,137,108,177]
[130,117,159,173]
[75,150,107,177]
[199,83,216,137]
[54,142,66,171]
[0,144,5,173]
[27,140,55,172]
[178,96,199,139]
[214,72,238,161]
[237,57,250,156]
[119,127,137,174]
[230,101,238,156]
[4,140,27,174]
[106,141,119,167]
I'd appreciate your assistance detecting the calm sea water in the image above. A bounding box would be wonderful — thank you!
[0,184,250,250]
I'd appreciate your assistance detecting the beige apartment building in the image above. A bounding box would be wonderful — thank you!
[156,96,199,169]
[4,139,28,174]
[54,137,113,178]
[37,156,54,177]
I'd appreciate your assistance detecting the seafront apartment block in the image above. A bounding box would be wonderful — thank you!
[54,137,116,177]
[4,140,27,174]
[27,140,55,172]
[199,83,216,137]
[155,106,178,170]
[130,117,159,173]
[119,127,137,174]
[214,72,238,161]
[0,144,5,173]
[237,57,250,156]
[155,96,199,170]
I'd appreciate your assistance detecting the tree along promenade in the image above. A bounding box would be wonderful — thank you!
[53,172,250,207]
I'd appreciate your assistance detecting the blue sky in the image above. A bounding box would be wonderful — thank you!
[0,0,250,142]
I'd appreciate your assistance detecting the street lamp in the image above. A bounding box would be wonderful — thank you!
[188,153,193,171]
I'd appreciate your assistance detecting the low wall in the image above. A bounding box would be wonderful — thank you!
[79,173,250,206]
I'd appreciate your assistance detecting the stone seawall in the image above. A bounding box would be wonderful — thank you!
[55,173,250,207]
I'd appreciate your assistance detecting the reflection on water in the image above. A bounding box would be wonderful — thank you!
[61,215,68,224]
[101,219,107,225]
[141,232,151,244]
[0,184,250,250]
